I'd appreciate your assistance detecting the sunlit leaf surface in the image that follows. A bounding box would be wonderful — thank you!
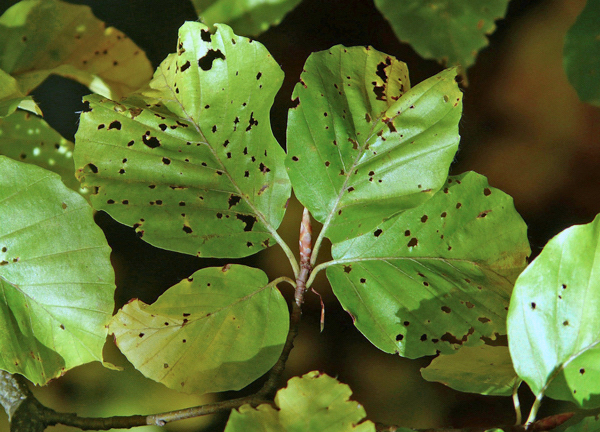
[286,46,462,243]
[74,22,290,258]
[421,345,519,396]
[0,69,39,118]
[192,0,302,36]
[328,172,530,358]
[225,371,376,432]
[508,215,600,408]
[0,0,152,98]
[109,265,288,394]
[0,157,114,385]
[374,0,509,70]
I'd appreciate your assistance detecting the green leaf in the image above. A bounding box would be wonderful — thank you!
[562,416,600,432]
[225,371,376,432]
[327,171,530,358]
[192,0,302,36]
[373,0,509,70]
[0,110,86,195]
[0,156,114,386]
[74,22,290,259]
[109,265,288,394]
[563,0,600,107]
[421,345,520,396]
[0,69,40,118]
[286,46,462,243]
[0,0,152,99]
[508,214,600,408]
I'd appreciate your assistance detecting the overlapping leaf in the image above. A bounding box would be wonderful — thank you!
[286,46,462,243]
[109,265,288,395]
[508,215,600,408]
[374,0,509,70]
[0,110,85,195]
[74,22,290,258]
[192,0,302,36]
[563,0,600,107]
[225,371,375,432]
[0,69,39,118]
[421,345,520,396]
[0,0,152,99]
[0,157,114,385]
[327,172,530,358]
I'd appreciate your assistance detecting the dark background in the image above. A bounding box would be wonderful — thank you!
[1,0,599,430]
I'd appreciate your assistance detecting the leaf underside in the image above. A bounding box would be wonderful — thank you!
[74,22,291,259]
[508,214,600,408]
[109,265,288,394]
[328,172,530,358]
[0,157,114,385]
[286,45,463,244]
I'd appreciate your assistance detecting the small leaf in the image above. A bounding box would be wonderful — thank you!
[109,265,288,394]
[374,0,509,70]
[0,69,40,118]
[225,371,376,432]
[0,110,85,195]
[0,156,115,385]
[327,172,530,358]
[508,214,600,408]
[421,345,520,396]
[0,0,152,99]
[192,0,302,36]
[286,46,462,243]
[74,22,290,259]
[563,0,600,106]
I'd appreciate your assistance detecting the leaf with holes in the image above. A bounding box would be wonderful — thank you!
[0,110,86,195]
[0,156,114,385]
[0,0,152,99]
[224,371,376,432]
[326,172,530,358]
[508,215,600,408]
[286,46,462,244]
[74,22,290,259]
[373,0,509,71]
[109,265,288,395]
[563,0,600,107]
[421,345,520,396]
[0,69,40,118]
[192,0,302,36]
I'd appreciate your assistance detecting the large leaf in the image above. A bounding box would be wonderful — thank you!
[421,345,520,396]
[74,22,290,259]
[374,0,509,70]
[0,0,152,99]
[508,215,600,408]
[0,110,85,195]
[286,46,462,243]
[109,265,288,395]
[0,156,114,385]
[0,69,39,118]
[327,172,530,358]
[192,0,302,36]
[563,0,600,107]
[225,371,376,432]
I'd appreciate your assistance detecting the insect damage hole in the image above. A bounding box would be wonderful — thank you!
[236,214,257,232]
[198,49,225,71]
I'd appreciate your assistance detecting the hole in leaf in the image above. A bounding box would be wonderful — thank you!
[86,163,98,173]
[246,112,258,131]
[478,317,491,323]
[142,132,160,148]
[531,302,537,310]
[180,61,190,72]
[236,214,257,231]
[484,188,492,196]
[477,210,491,218]
[343,265,352,273]
[420,334,427,341]
[407,238,418,247]
[200,29,211,42]
[291,156,299,161]
[396,334,404,341]
[374,229,383,237]
[228,195,241,209]
[360,278,366,283]
[421,215,428,223]
[182,224,193,233]
[441,306,451,313]
[162,157,171,165]
[198,49,225,71]
[108,121,121,130]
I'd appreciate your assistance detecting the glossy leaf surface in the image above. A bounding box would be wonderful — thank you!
[328,172,530,358]
[109,265,288,394]
[374,0,509,70]
[192,0,302,36]
[0,110,85,195]
[0,0,152,99]
[225,371,375,432]
[421,345,519,396]
[286,46,462,243]
[74,22,290,258]
[0,157,114,385]
[508,215,600,408]
[563,0,600,106]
